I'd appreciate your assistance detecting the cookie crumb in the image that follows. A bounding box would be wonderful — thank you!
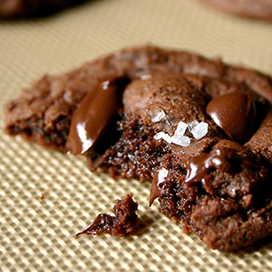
[76,194,138,238]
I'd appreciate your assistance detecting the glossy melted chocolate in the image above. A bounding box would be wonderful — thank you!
[185,148,234,185]
[67,77,128,156]
[206,92,256,143]
[149,168,169,206]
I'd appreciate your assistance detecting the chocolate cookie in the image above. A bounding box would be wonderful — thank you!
[199,0,272,21]
[0,0,86,19]
[4,45,272,251]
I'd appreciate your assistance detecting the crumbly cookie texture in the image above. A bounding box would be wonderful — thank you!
[199,0,272,21]
[76,194,138,238]
[4,45,272,251]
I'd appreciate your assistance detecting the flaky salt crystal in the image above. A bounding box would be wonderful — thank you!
[188,120,199,132]
[191,122,208,139]
[174,121,188,137]
[141,74,152,80]
[154,119,208,146]
[152,109,166,123]
[170,135,191,147]
[154,132,172,143]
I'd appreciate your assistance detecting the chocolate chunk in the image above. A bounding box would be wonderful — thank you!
[67,77,129,156]
[76,194,138,238]
[206,92,256,143]
[185,148,234,185]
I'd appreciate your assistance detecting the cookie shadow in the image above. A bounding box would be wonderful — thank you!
[134,209,162,237]
[232,236,272,254]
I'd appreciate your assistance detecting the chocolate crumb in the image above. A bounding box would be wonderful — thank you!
[76,194,138,238]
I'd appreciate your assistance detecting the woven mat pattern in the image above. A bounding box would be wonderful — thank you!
[1,0,272,271]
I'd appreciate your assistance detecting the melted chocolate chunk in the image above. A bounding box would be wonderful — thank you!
[206,92,256,143]
[76,194,138,238]
[149,168,169,206]
[185,148,235,185]
[76,214,115,237]
[67,77,129,156]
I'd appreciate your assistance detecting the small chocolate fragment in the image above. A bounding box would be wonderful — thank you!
[76,214,115,237]
[76,194,138,238]
[67,77,128,156]
[206,92,256,143]
[185,148,234,185]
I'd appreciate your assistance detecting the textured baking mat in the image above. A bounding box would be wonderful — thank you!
[1,0,272,271]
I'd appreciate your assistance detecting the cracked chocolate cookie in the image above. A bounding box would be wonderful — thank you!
[4,45,272,251]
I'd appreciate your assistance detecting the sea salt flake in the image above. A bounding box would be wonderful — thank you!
[152,109,166,123]
[174,121,188,137]
[154,132,172,143]
[141,74,152,80]
[188,120,199,132]
[170,135,191,147]
[191,122,208,139]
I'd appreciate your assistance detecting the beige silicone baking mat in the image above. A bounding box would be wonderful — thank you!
[1,0,272,271]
